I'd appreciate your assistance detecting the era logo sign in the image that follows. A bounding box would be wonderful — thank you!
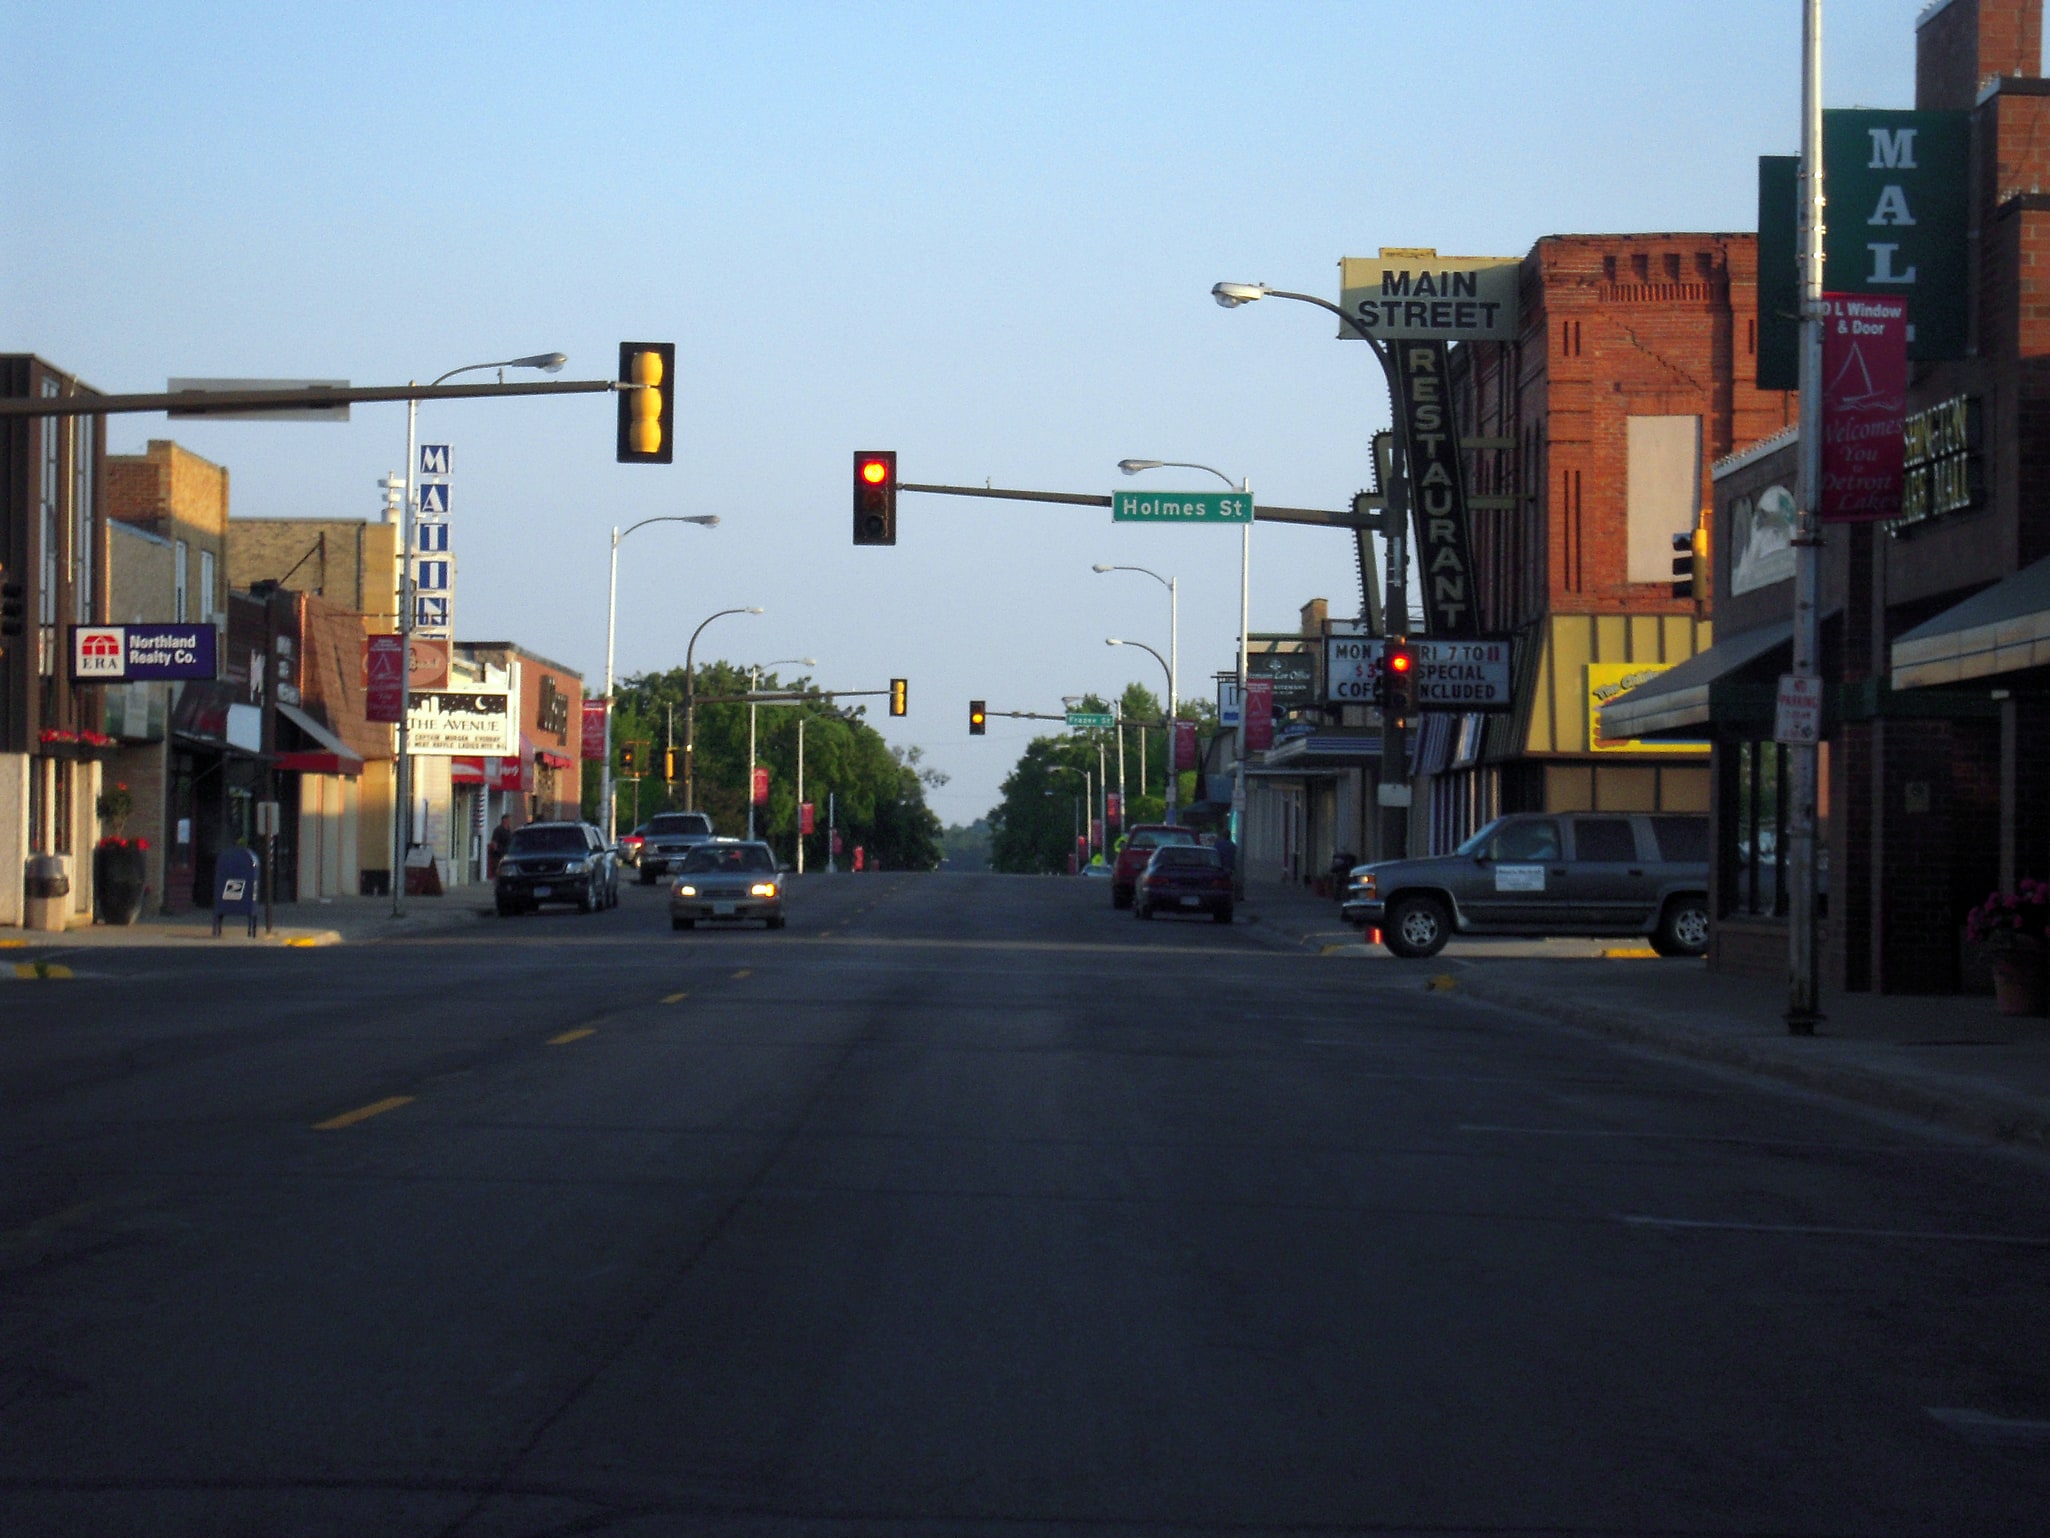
[74,627,126,678]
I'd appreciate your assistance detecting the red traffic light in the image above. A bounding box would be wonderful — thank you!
[859,457,890,485]
[853,450,898,545]
[1387,651,1413,674]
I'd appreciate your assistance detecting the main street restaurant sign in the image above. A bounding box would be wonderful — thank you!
[70,624,218,682]
[1393,341,1481,637]
[406,689,517,755]
[1339,248,1521,342]
[1324,637,1514,711]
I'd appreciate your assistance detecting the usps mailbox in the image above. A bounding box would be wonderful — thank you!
[212,845,261,937]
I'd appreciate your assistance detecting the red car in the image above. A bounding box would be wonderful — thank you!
[1111,824,1198,909]
[1134,844,1233,923]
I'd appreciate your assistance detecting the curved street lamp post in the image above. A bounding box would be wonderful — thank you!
[682,606,763,815]
[602,515,720,842]
[393,352,565,918]
[748,658,816,841]
[1096,562,1179,824]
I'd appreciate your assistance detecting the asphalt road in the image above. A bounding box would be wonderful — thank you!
[2,872,2047,1537]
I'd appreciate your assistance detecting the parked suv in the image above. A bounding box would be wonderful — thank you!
[494,821,619,916]
[637,811,716,883]
[1110,824,1198,909]
[1341,812,1710,959]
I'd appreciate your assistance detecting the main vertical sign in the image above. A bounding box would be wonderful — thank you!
[1392,341,1480,637]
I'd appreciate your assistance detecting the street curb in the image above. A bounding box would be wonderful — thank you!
[1449,970,2050,1152]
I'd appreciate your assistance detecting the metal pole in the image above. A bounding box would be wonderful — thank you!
[1373,354,1413,864]
[747,668,759,841]
[1167,576,1179,825]
[393,388,417,917]
[603,526,619,843]
[1788,0,1827,1035]
[828,790,837,873]
[1232,505,1250,898]
[796,715,806,875]
[1115,703,1125,844]
[1085,768,1093,863]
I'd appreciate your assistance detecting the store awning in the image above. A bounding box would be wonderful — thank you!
[274,702,364,777]
[1599,621,1794,740]
[452,755,525,790]
[1892,555,2050,690]
[534,748,574,771]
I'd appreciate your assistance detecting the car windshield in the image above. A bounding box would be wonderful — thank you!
[1150,846,1218,868]
[507,827,586,854]
[1454,819,1505,857]
[1131,829,1196,850]
[648,814,712,837]
[680,844,775,874]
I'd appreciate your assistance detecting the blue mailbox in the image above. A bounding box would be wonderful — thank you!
[212,845,261,937]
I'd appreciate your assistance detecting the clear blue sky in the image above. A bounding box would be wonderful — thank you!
[4,2,1953,826]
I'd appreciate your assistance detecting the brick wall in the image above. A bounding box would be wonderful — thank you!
[228,519,399,629]
[1918,0,2042,110]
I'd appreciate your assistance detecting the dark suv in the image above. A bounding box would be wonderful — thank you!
[637,811,716,883]
[1341,812,1710,958]
[494,821,619,916]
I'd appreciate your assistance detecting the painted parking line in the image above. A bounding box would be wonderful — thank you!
[1616,1214,2050,1247]
[313,1095,416,1131]
[1927,1408,2050,1445]
[547,1027,596,1045]
[661,991,690,1004]
[731,969,752,980]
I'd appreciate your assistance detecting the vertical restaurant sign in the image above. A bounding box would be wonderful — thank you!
[1820,293,1908,522]
[581,700,608,760]
[1393,341,1480,636]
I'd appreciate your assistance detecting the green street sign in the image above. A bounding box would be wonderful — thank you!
[1112,490,1253,524]
[1065,711,1114,729]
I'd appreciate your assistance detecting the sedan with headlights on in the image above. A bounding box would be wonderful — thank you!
[668,840,786,931]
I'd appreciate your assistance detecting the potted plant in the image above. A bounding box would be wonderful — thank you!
[94,836,149,925]
[1965,878,2050,1016]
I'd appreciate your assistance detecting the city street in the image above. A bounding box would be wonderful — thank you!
[3,874,2047,1536]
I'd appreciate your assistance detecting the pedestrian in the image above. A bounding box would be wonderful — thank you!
[1213,828,1237,875]
[488,813,512,876]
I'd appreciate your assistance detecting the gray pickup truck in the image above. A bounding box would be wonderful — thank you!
[1341,811,1711,959]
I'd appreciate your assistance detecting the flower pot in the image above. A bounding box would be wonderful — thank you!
[1988,950,2049,1017]
[95,844,148,927]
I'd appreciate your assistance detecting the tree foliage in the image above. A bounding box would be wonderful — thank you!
[585,661,943,870]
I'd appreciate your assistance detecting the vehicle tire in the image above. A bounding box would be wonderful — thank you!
[1112,886,1131,910]
[1651,896,1711,958]
[672,916,693,931]
[495,896,517,918]
[767,915,787,930]
[1135,900,1153,920]
[1213,905,1233,924]
[1384,894,1451,958]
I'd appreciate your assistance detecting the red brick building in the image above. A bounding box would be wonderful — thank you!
[1424,236,1796,849]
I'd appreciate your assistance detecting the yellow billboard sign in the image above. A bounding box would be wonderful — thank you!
[1587,663,1709,754]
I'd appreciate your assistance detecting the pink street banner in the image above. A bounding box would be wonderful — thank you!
[580,700,608,761]
[752,765,770,806]
[1821,293,1908,522]
[1243,676,1275,753]
[1173,719,1197,772]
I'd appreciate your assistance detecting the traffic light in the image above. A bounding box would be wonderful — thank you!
[0,569,23,641]
[1671,526,1709,602]
[969,700,987,736]
[853,450,897,545]
[665,748,678,781]
[889,677,907,717]
[1380,639,1416,716]
[620,743,638,773]
[616,342,676,464]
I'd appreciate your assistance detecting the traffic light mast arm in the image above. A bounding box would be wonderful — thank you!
[897,481,1377,530]
[0,378,624,418]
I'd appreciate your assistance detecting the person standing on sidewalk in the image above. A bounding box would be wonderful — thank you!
[488,814,513,877]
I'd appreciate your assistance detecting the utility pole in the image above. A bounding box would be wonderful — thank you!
[796,715,806,875]
[1115,704,1126,844]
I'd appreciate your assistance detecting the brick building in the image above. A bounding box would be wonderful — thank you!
[1425,234,1796,850]
[1606,0,2050,996]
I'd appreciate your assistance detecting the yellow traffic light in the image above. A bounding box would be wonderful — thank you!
[617,342,675,464]
[890,677,907,717]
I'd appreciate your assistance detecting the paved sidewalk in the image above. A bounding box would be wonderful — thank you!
[1238,879,2050,1151]
[2,891,491,954]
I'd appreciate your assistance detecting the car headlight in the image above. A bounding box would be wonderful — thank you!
[498,862,519,876]
[675,884,697,897]
[750,882,778,898]
[1354,874,1377,895]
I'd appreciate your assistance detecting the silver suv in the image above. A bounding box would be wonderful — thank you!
[1341,812,1710,959]
[636,811,716,884]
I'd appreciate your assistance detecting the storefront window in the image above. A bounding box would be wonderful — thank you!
[1726,740,1787,917]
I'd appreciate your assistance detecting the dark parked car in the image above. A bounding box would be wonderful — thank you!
[1134,844,1233,923]
[637,811,716,883]
[1111,824,1198,909]
[494,821,619,916]
[1341,812,1710,959]
[669,840,786,931]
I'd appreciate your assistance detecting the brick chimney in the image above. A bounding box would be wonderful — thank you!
[1918,0,2042,110]
[1299,598,1328,636]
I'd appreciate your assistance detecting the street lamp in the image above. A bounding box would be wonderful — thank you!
[1048,762,1090,872]
[602,515,720,842]
[1212,277,1415,863]
[1094,562,1179,824]
[683,605,763,815]
[1120,457,1250,893]
[748,658,816,841]
[393,351,566,918]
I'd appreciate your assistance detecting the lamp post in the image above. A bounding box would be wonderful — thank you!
[682,605,763,815]
[603,515,719,842]
[1119,459,1248,894]
[748,658,816,841]
[1211,279,1415,865]
[1094,563,1178,824]
[1049,764,1087,873]
[393,351,565,918]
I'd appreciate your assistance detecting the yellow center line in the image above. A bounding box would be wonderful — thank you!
[548,1027,596,1045]
[730,968,752,980]
[313,1095,415,1131]
[661,990,690,1004]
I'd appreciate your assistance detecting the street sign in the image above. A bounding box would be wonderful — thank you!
[1339,249,1522,343]
[1324,636,1514,711]
[69,623,218,682]
[1111,490,1252,524]
[1065,710,1114,730]
[1774,674,1824,745]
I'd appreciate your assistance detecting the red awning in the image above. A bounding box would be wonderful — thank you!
[274,704,364,777]
[534,749,574,771]
[275,751,358,775]
[451,755,524,790]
